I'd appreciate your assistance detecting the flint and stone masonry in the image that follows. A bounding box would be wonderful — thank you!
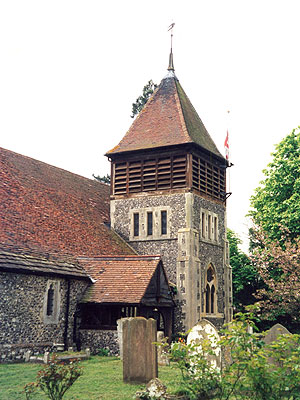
[111,191,232,332]
[0,272,89,363]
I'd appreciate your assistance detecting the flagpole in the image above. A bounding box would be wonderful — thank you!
[226,110,231,196]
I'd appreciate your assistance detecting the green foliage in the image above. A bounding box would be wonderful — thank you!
[98,348,109,357]
[131,80,158,118]
[2,356,181,400]
[251,228,300,331]
[250,126,300,244]
[161,306,300,399]
[23,355,83,400]
[92,173,111,184]
[227,229,259,311]
[168,338,221,399]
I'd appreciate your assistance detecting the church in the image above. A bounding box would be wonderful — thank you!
[0,52,232,362]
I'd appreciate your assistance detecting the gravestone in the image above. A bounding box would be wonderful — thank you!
[157,331,169,366]
[117,318,124,360]
[43,351,50,364]
[187,319,221,371]
[122,317,157,383]
[264,323,290,345]
[264,323,291,366]
[24,350,31,362]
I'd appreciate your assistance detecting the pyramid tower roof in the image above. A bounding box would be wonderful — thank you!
[106,68,224,160]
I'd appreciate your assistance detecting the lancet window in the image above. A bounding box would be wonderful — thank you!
[205,264,217,314]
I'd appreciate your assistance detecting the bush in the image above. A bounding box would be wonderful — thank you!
[98,348,110,357]
[23,355,83,400]
[162,306,300,400]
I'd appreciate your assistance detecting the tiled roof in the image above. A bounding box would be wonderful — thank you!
[0,247,88,278]
[0,147,134,260]
[79,256,162,303]
[106,73,224,159]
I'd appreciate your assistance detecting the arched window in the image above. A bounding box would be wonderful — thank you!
[206,284,210,313]
[205,265,217,314]
[44,280,60,324]
[46,284,54,316]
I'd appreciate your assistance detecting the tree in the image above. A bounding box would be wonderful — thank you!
[249,127,300,244]
[130,80,157,118]
[92,174,110,184]
[227,229,259,311]
[251,227,300,332]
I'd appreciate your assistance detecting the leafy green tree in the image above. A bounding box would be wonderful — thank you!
[227,229,259,311]
[130,80,157,118]
[92,174,110,184]
[249,126,300,244]
[252,227,300,332]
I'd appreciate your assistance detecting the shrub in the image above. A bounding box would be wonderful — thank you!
[161,306,300,400]
[98,348,110,357]
[23,355,83,400]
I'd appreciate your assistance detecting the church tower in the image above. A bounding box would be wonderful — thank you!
[106,54,232,332]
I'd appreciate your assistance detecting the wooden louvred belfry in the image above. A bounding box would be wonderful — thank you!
[106,54,227,203]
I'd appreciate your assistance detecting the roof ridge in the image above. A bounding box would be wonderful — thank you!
[105,85,159,156]
[172,76,192,144]
[0,146,108,186]
[78,255,161,261]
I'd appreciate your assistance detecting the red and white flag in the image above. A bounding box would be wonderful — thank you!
[224,131,229,161]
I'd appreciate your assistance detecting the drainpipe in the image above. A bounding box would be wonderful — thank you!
[63,279,71,351]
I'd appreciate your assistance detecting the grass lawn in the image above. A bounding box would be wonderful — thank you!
[0,356,182,400]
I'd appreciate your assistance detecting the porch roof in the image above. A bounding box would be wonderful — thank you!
[78,255,164,304]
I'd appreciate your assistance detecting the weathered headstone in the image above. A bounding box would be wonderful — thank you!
[264,323,291,366]
[157,331,169,366]
[117,318,124,360]
[43,351,50,364]
[264,323,290,345]
[24,350,31,362]
[187,319,221,371]
[122,317,157,383]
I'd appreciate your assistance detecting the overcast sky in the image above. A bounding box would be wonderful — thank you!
[1,0,299,251]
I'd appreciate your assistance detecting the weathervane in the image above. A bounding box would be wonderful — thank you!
[167,22,175,71]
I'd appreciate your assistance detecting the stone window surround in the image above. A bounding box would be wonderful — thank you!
[43,280,61,325]
[200,209,219,243]
[129,206,172,241]
[202,263,223,319]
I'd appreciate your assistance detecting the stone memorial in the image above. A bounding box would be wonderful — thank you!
[117,318,124,360]
[43,351,50,364]
[187,319,221,371]
[264,323,291,366]
[122,317,157,383]
[264,323,290,345]
[157,331,170,366]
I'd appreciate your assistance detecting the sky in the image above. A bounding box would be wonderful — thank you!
[1,0,299,251]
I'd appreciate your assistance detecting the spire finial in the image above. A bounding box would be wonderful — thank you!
[167,22,175,71]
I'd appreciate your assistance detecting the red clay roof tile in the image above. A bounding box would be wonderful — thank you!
[79,256,161,303]
[0,147,134,259]
[106,74,224,159]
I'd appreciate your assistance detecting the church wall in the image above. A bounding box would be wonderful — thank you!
[0,271,88,363]
[79,329,119,356]
[111,191,231,333]
[193,195,227,319]
[111,192,187,284]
